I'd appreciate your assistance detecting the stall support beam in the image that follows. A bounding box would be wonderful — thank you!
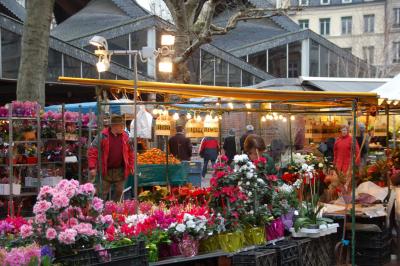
[133,53,139,202]
[351,99,358,266]
[386,105,390,149]
[96,86,103,197]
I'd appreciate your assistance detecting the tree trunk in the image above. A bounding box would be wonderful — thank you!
[173,33,192,84]
[16,0,55,107]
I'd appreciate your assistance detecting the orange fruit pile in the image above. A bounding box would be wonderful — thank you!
[138,148,180,165]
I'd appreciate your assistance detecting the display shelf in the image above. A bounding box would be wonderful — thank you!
[12,140,39,144]
[0,117,38,121]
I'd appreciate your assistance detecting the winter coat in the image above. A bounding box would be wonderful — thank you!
[168,133,192,161]
[88,128,134,179]
[333,134,360,173]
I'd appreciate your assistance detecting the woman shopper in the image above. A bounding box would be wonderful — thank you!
[244,134,276,174]
[199,136,219,178]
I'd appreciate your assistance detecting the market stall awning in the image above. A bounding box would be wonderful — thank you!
[372,74,400,107]
[58,77,378,107]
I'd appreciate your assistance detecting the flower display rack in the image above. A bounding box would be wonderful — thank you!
[293,238,317,266]
[310,235,336,266]
[264,240,300,266]
[232,248,278,266]
[55,241,148,266]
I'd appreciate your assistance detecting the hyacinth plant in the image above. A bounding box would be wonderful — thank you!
[21,180,113,256]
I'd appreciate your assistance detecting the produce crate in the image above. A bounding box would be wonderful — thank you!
[137,164,188,187]
[351,228,391,249]
[355,244,391,266]
[232,247,277,266]
[265,240,300,266]
[293,238,317,266]
[186,161,203,174]
[187,173,202,186]
[55,242,148,266]
[311,234,337,266]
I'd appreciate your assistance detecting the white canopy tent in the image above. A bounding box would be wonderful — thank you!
[373,74,400,101]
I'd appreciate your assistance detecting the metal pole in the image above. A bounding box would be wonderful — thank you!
[96,87,103,196]
[386,105,390,149]
[351,99,358,266]
[289,112,293,163]
[78,105,83,182]
[133,53,139,200]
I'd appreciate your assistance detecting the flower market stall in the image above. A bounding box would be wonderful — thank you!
[52,76,385,266]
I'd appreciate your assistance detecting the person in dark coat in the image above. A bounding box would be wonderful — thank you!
[168,126,192,161]
[223,129,237,165]
[240,125,255,152]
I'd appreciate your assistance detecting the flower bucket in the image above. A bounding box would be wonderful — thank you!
[281,210,295,230]
[158,242,181,259]
[218,231,244,253]
[199,235,220,252]
[26,157,38,164]
[147,243,158,262]
[178,236,199,257]
[266,218,285,241]
[244,226,266,246]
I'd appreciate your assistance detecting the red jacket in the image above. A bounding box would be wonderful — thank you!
[333,134,360,173]
[88,128,134,179]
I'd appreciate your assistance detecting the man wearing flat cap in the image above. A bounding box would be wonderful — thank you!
[88,115,134,201]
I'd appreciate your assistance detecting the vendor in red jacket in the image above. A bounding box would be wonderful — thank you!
[333,124,360,174]
[88,115,134,201]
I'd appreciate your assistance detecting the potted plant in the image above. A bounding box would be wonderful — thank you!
[168,213,207,257]
[25,145,37,164]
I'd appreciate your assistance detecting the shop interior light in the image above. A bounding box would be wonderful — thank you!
[218,115,222,120]
[196,115,202,122]
[245,103,251,109]
[172,113,179,120]
[261,116,267,122]
[159,57,173,73]
[273,115,279,121]
[163,110,169,116]
[186,113,192,120]
[161,34,175,46]
[278,114,283,120]
[290,115,295,121]
[228,102,234,109]
[152,109,159,115]
[282,117,287,122]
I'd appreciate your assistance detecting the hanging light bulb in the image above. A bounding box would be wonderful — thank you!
[218,115,222,120]
[163,110,168,116]
[205,114,212,122]
[228,102,234,109]
[196,115,202,122]
[278,114,283,120]
[245,103,251,109]
[261,116,267,122]
[152,109,159,115]
[186,113,192,120]
[173,112,179,120]
[273,115,279,121]
[290,115,295,121]
[283,117,287,122]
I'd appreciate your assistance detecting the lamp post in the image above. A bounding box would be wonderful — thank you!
[89,34,174,200]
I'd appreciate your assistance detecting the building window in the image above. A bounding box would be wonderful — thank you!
[362,46,374,64]
[342,0,352,3]
[320,18,330,35]
[394,8,400,27]
[364,15,375,33]
[320,0,330,5]
[341,16,352,35]
[394,42,400,63]
[299,0,309,6]
[343,47,352,54]
[299,19,309,30]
